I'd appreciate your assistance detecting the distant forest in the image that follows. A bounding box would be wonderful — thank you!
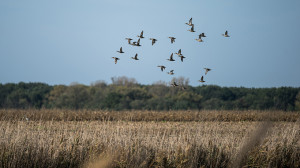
[1,77,300,111]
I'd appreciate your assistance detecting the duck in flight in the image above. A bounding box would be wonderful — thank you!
[112,57,120,64]
[117,47,124,53]
[171,81,179,87]
[204,68,211,75]
[150,38,157,45]
[167,70,174,75]
[125,38,133,44]
[169,37,176,44]
[130,39,141,47]
[131,53,139,60]
[195,34,203,42]
[137,31,144,38]
[167,53,175,61]
[199,76,205,83]
[222,30,230,37]
[185,18,193,26]
[188,24,195,32]
[157,65,166,71]
[179,55,186,62]
[175,49,182,56]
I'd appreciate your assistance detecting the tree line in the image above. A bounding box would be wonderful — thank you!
[1,77,300,111]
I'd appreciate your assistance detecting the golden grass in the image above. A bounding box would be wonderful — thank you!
[0,109,299,122]
[0,109,299,167]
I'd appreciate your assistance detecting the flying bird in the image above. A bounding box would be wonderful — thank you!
[117,47,124,53]
[199,76,205,83]
[185,18,193,26]
[169,37,176,44]
[136,38,141,46]
[131,53,139,60]
[130,39,141,47]
[131,41,137,46]
[175,49,182,56]
[188,24,195,32]
[179,55,186,62]
[167,70,174,75]
[167,53,175,61]
[112,57,120,64]
[125,38,133,44]
[195,34,203,42]
[222,30,230,37]
[137,31,144,38]
[157,65,166,71]
[200,33,206,37]
[204,68,211,75]
[171,81,179,87]
[150,38,157,45]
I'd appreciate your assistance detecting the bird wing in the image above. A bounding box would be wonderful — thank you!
[225,31,228,35]
[170,53,173,59]
[189,18,192,24]
[120,47,122,52]
[179,49,181,54]
[141,31,143,36]
[201,76,204,81]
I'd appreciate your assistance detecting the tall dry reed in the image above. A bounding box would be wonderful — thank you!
[0,115,299,167]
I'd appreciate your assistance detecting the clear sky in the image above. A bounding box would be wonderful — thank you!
[1,0,300,87]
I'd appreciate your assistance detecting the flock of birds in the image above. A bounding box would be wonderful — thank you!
[112,18,230,88]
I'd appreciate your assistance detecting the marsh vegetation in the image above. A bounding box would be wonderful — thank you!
[0,109,299,168]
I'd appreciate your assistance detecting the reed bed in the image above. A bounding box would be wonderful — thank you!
[0,109,299,122]
[0,110,299,168]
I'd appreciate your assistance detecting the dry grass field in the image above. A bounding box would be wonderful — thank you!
[0,109,299,168]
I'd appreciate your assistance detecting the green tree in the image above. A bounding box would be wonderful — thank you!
[46,85,68,108]
[295,92,300,111]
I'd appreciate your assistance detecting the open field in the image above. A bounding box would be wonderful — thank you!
[0,110,299,168]
[1,109,299,122]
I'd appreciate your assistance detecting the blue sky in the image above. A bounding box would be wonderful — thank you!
[1,0,300,87]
